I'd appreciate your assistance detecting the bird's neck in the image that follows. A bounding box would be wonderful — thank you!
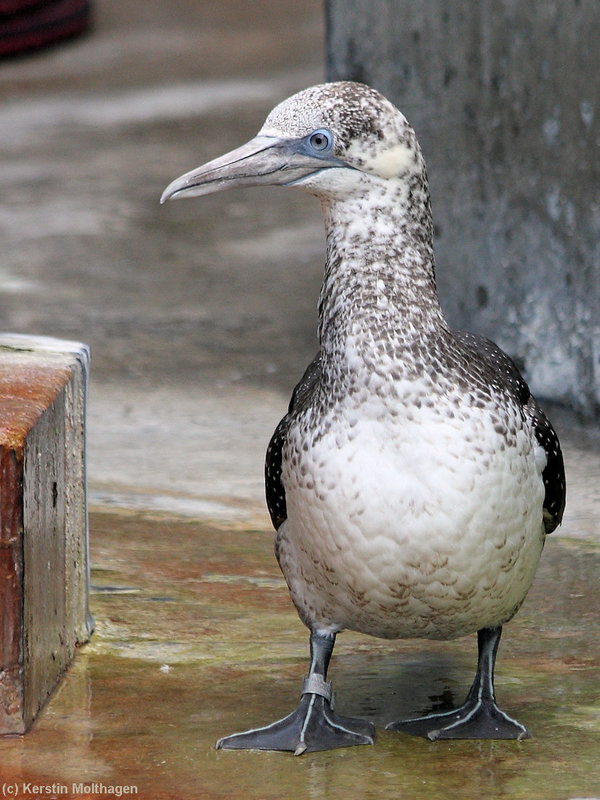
[317,177,447,374]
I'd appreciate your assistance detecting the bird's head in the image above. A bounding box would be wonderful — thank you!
[160,82,426,204]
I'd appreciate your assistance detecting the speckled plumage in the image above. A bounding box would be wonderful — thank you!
[163,81,566,749]
[261,82,565,643]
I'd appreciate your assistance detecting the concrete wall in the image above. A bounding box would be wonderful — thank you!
[326,0,600,418]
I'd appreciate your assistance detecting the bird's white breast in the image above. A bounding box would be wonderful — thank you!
[276,377,545,641]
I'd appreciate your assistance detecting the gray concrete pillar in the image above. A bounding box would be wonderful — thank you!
[327,0,600,418]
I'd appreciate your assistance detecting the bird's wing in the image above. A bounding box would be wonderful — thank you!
[265,352,322,530]
[524,396,566,532]
[453,330,566,533]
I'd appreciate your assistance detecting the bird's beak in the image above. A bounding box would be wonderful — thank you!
[160,135,343,203]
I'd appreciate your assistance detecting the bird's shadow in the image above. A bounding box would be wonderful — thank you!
[331,647,470,727]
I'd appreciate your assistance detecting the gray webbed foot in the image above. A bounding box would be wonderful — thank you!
[387,694,529,741]
[387,626,529,741]
[217,688,375,755]
[216,630,375,755]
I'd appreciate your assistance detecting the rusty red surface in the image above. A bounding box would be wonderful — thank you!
[0,360,72,733]
[0,362,72,454]
[0,445,25,732]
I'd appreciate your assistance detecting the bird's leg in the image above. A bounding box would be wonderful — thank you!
[387,626,530,741]
[216,630,375,755]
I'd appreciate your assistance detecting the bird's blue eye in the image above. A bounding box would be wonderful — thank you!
[308,129,333,153]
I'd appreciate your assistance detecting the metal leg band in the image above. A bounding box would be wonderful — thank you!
[301,673,334,707]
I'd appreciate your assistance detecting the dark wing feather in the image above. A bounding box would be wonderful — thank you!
[525,396,566,532]
[453,331,566,533]
[265,352,322,530]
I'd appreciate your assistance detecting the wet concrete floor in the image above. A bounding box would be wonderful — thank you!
[1,0,600,798]
[0,511,598,799]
